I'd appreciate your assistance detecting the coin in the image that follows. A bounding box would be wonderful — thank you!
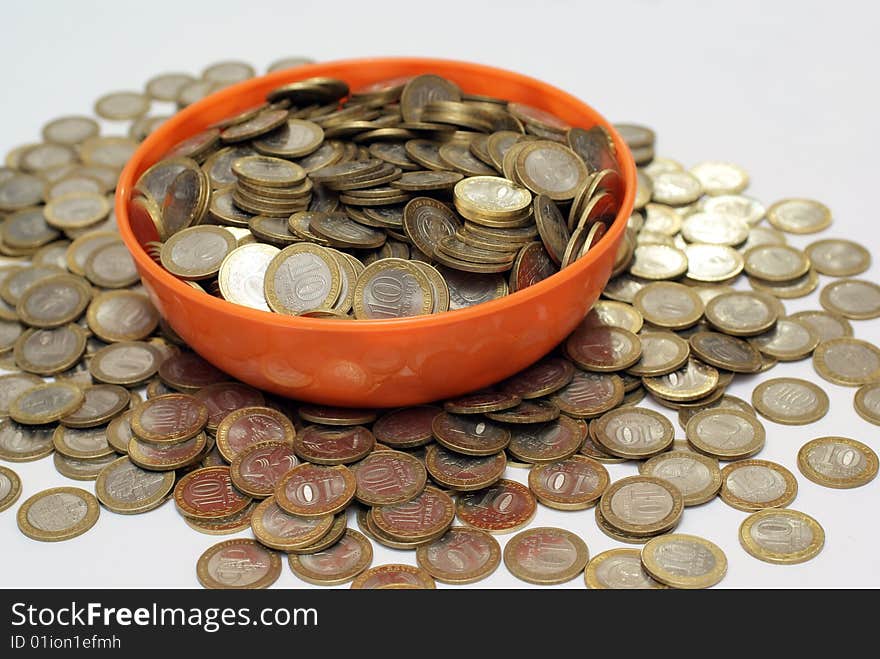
[288,528,374,586]
[275,463,355,517]
[681,212,749,246]
[130,394,208,444]
[744,244,811,282]
[297,406,376,426]
[514,141,587,201]
[504,527,589,585]
[805,239,870,277]
[14,324,88,375]
[372,405,440,449]
[797,436,878,489]
[174,466,252,521]
[629,244,688,281]
[704,290,778,336]
[688,331,762,373]
[194,382,265,433]
[95,456,175,514]
[788,310,852,342]
[52,423,113,460]
[352,257,433,319]
[591,407,674,459]
[767,198,831,234]
[500,357,574,399]
[720,459,798,512]
[157,350,226,391]
[370,485,454,542]
[0,373,43,418]
[0,465,22,512]
[0,418,56,462]
[751,377,829,425]
[599,476,683,536]
[685,408,765,459]
[688,161,748,195]
[456,479,536,534]
[444,392,521,415]
[424,444,506,491]
[412,527,500,585]
[352,449,426,505]
[86,290,159,343]
[17,486,100,542]
[431,412,510,456]
[528,455,609,510]
[59,384,128,429]
[564,325,642,372]
[217,243,280,312]
[855,382,880,425]
[626,331,690,377]
[350,564,436,589]
[584,548,667,589]
[651,171,702,206]
[228,440,298,499]
[749,268,819,299]
[641,534,727,589]
[550,371,624,418]
[250,496,334,551]
[9,381,83,425]
[506,417,586,464]
[485,399,560,424]
[197,539,281,590]
[813,338,880,386]
[42,115,100,145]
[684,244,744,282]
[643,358,720,403]
[820,278,880,320]
[639,450,721,507]
[52,452,117,481]
[738,509,825,564]
[633,282,703,330]
[128,431,207,471]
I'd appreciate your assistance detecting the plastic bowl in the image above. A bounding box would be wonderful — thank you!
[116,57,636,407]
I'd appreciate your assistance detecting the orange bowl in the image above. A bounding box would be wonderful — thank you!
[116,57,636,407]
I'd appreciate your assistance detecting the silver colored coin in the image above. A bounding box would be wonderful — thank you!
[160,226,236,280]
[681,212,749,246]
[42,116,100,146]
[704,291,778,336]
[45,192,110,230]
[805,239,870,277]
[0,419,56,462]
[813,338,880,386]
[798,437,878,488]
[820,279,880,320]
[145,73,196,101]
[20,143,78,173]
[633,282,703,330]
[699,194,765,226]
[641,451,721,506]
[0,172,46,211]
[202,60,255,85]
[84,241,139,288]
[767,198,831,234]
[629,244,688,280]
[453,176,532,215]
[641,534,727,588]
[218,243,280,312]
[752,377,829,425]
[684,244,744,282]
[53,426,112,460]
[95,91,150,120]
[627,331,690,377]
[739,509,824,564]
[642,204,681,235]
[686,409,765,460]
[689,161,749,195]
[743,245,810,282]
[650,171,703,206]
[788,310,852,342]
[96,457,175,513]
[593,408,673,458]
[740,225,786,252]
[585,549,666,589]
[0,373,43,417]
[722,460,796,509]
[264,244,341,315]
[53,452,118,481]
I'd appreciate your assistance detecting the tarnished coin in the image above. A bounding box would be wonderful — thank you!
[456,479,537,534]
[9,381,83,425]
[128,431,207,471]
[0,373,43,418]
[565,325,641,372]
[789,310,852,343]
[507,416,587,464]
[288,528,374,586]
[353,257,432,319]
[14,324,88,375]
[685,409,765,460]
[504,527,589,585]
[17,487,100,542]
[53,452,119,481]
[641,534,727,589]
[813,338,880,386]
[797,436,878,489]
[372,405,440,449]
[485,399,560,424]
[689,161,749,195]
[688,331,762,373]
[131,394,207,444]
[89,341,161,386]
[415,527,501,585]
[640,451,721,507]
[0,419,56,462]
[744,244,811,282]
[739,509,825,564]
[442,267,508,310]
[424,444,506,491]
[157,350,226,392]
[250,496,334,551]
[350,564,436,590]
[60,384,129,429]
[53,424,113,460]
[297,406,376,426]
[751,377,829,425]
[599,476,683,536]
[275,463,356,517]
[87,291,159,343]
[193,382,265,432]
[626,331,690,377]
[432,412,510,456]
[633,282,703,330]
[820,279,880,320]
[720,459,798,512]
[196,539,281,590]
[218,243,280,312]
[184,501,256,535]
[215,405,296,462]
[0,465,22,513]
[704,290,779,336]
[584,548,667,589]
[528,455,609,510]
[592,407,674,459]
[263,243,341,315]
[95,456,175,514]
[353,449,426,505]
[174,466,251,520]
[370,486,454,542]
[642,358,720,403]
[444,391,521,415]
[550,371,624,418]
[651,171,703,206]
[806,239,870,277]
[629,244,688,280]
[293,425,374,465]
[767,198,831,234]
[500,357,575,399]
[228,439,298,498]
[855,382,880,425]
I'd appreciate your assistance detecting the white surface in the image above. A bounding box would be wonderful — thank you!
[2,0,879,589]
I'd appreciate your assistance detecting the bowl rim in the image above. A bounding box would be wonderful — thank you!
[116,56,636,334]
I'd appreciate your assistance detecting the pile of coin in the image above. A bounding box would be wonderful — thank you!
[1,55,879,589]
[130,73,624,318]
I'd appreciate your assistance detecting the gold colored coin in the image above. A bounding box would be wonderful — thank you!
[751,377,829,425]
[17,487,100,542]
[685,408,765,460]
[528,455,609,510]
[719,459,798,512]
[196,539,282,590]
[640,451,721,506]
[797,436,879,489]
[503,527,589,585]
[641,534,727,589]
[584,548,667,589]
[288,528,374,586]
[0,465,22,513]
[813,338,880,386]
[767,198,831,234]
[350,564,436,589]
[820,278,880,320]
[416,527,501,585]
[854,382,880,425]
[598,475,683,536]
[738,509,825,564]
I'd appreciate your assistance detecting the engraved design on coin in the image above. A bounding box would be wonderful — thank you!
[27,491,88,531]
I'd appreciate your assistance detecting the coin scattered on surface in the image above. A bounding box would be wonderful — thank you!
[719,459,798,512]
[17,486,100,542]
[767,198,831,234]
[640,451,721,506]
[820,279,880,320]
[0,465,22,513]
[738,509,825,564]
[503,527,589,585]
[685,408,765,460]
[797,436,878,489]
[640,534,727,589]
[196,539,281,590]
[805,239,870,277]
[416,527,501,585]
[813,338,880,386]
[584,548,667,589]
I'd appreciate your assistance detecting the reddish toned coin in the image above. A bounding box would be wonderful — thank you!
[287,513,348,555]
[370,486,455,542]
[528,455,610,510]
[579,431,627,463]
[500,357,575,399]
[157,351,227,392]
[372,405,440,448]
[424,444,506,491]
[503,527,590,585]
[506,416,587,464]
[128,432,208,471]
[250,496,334,551]
[443,391,522,415]
[565,325,642,372]
[193,382,265,431]
[353,449,427,505]
[297,405,376,426]
[130,393,208,444]
[485,399,560,424]
[550,371,625,418]
[432,412,510,456]
[174,466,252,520]
[350,564,436,589]
[230,441,299,498]
[416,527,502,585]
[293,425,375,465]
[215,406,296,462]
[456,479,537,534]
[185,501,257,535]
[196,538,282,590]
[288,528,374,586]
[275,463,356,517]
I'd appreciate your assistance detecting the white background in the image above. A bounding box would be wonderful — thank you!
[1,0,879,588]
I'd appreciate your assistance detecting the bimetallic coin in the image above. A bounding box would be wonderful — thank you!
[444,391,521,415]
[684,244,744,283]
[854,382,880,425]
[174,466,252,520]
[720,459,797,512]
[820,279,880,320]
[688,332,762,373]
[353,258,432,319]
[599,476,683,536]
[442,267,508,310]
[353,449,426,505]
[372,405,440,449]
[689,161,749,195]
[641,534,727,589]
[0,419,56,462]
[89,340,161,386]
[291,425,373,465]
[424,444,506,491]
[504,527,589,585]
[9,382,83,425]
[218,243,280,312]
[633,282,703,330]
[627,331,690,377]
[750,318,819,361]
[250,496,334,551]
[813,338,880,386]
[17,487,100,542]
[629,244,688,280]
[87,290,159,343]
[298,406,376,426]
[13,324,88,376]
[44,192,110,230]
[370,486,454,542]
[515,141,587,201]
[485,399,559,424]
[749,268,819,299]
[60,384,129,429]
[751,378,829,425]
[506,417,586,464]
[230,441,299,498]
[42,115,100,145]
[789,310,852,343]
[767,198,831,234]
[288,529,374,586]
[0,465,22,512]
[0,373,43,418]
[640,451,721,506]
[193,382,265,432]
[130,394,208,444]
[651,171,703,206]
[681,212,749,246]
[415,527,501,585]
[528,455,609,510]
[456,479,537,534]
[53,452,118,481]
[263,243,341,315]
[432,412,510,456]
[52,425,113,460]
[95,456,174,514]
[739,509,825,564]
[565,325,642,372]
[350,564,436,590]
[128,431,207,471]
[500,357,574,399]
[704,290,778,336]
[642,359,719,403]
[160,226,236,280]
[584,548,666,589]
[550,371,624,418]
[806,239,870,277]
[592,407,674,459]
[798,436,878,489]
[685,409,765,460]
[743,244,811,282]
[197,539,281,590]
[275,463,356,517]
